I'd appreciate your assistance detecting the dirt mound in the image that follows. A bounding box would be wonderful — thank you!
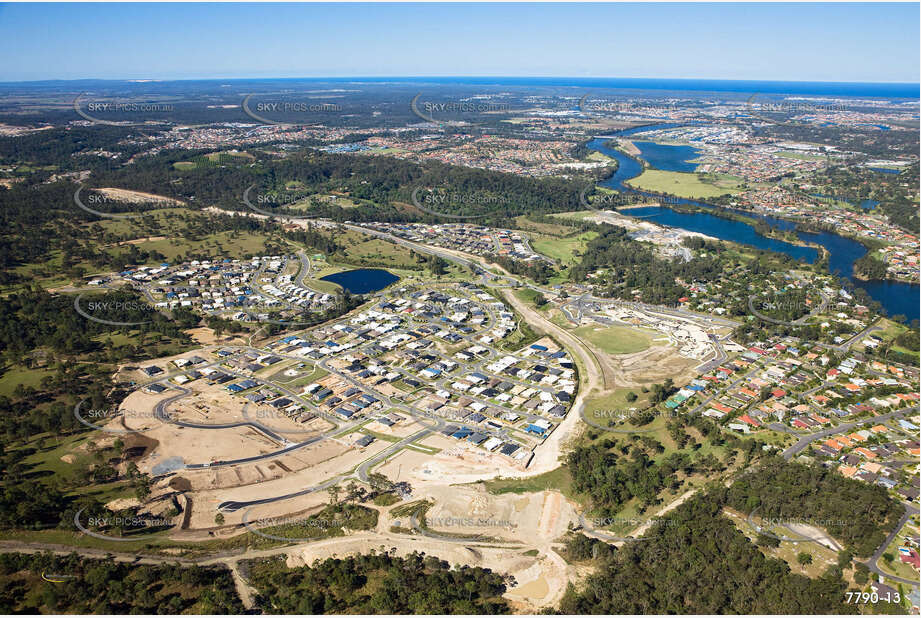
[123,433,158,460]
[169,476,193,492]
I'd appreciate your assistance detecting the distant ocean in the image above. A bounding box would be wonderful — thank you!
[319,76,920,99]
[6,76,917,100]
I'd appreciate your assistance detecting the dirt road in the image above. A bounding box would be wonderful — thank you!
[499,288,603,474]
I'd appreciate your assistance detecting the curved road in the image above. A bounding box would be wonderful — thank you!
[782,406,917,460]
[863,502,921,586]
[153,387,331,469]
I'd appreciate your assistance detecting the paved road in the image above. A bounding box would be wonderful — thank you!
[746,289,830,327]
[863,502,921,586]
[339,219,741,332]
[55,210,921,599]
[814,318,884,354]
[356,428,434,483]
[696,334,729,374]
[151,379,344,470]
[688,360,765,416]
[216,474,346,512]
[155,388,287,442]
[159,282,539,509]
[782,406,918,460]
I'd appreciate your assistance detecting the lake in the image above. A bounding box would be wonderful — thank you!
[320,268,399,294]
[632,141,701,172]
[588,128,919,322]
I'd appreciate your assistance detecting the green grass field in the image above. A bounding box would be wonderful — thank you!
[0,365,55,397]
[626,169,745,199]
[571,324,654,354]
[513,288,548,309]
[512,216,580,237]
[550,210,596,221]
[531,231,598,265]
[10,208,288,292]
[328,229,423,272]
[876,318,909,342]
[873,318,917,359]
[483,465,576,499]
[583,387,652,413]
[586,151,616,163]
[121,231,272,262]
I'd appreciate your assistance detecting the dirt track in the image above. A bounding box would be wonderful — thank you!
[499,288,603,474]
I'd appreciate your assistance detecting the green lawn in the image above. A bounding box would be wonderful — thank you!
[586,151,615,163]
[18,433,98,479]
[583,387,652,416]
[204,151,254,162]
[124,231,271,262]
[579,389,686,453]
[626,169,745,199]
[531,231,597,265]
[512,216,580,237]
[571,324,654,355]
[330,230,424,271]
[877,518,921,581]
[0,365,55,397]
[483,465,576,499]
[514,288,548,309]
[876,318,909,343]
[550,210,597,221]
[280,367,329,387]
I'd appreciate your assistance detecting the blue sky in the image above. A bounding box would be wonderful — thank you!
[0,2,917,83]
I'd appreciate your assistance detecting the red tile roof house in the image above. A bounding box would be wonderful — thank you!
[899,549,920,570]
[792,418,811,430]
[739,414,762,428]
[771,388,787,398]
[836,435,855,448]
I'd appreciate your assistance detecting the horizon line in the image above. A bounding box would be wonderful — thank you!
[1,75,919,87]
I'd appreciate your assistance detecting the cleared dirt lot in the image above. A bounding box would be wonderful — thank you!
[95,187,184,204]
[180,440,390,529]
[283,528,571,611]
[419,484,577,545]
[122,387,334,479]
[386,433,534,486]
[608,340,699,387]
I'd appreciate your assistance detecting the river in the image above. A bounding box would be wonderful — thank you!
[587,126,919,322]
